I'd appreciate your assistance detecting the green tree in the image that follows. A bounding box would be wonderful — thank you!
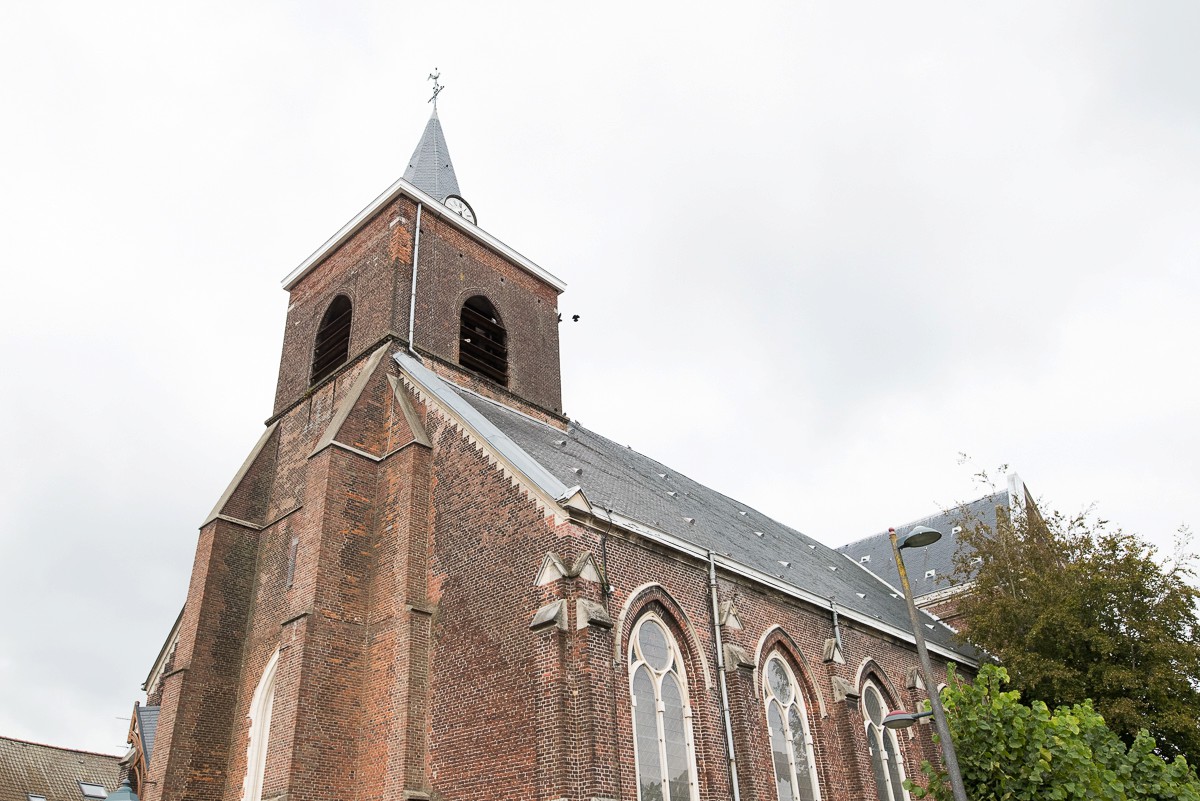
[910,665,1200,801]
[951,493,1200,761]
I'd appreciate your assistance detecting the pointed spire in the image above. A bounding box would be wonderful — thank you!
[403,72,461,202]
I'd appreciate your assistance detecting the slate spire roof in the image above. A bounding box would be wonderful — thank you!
[402,108,461,202]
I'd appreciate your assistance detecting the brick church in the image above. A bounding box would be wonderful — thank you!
[123,103,977,801]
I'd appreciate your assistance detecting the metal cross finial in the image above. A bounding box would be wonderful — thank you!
[427,69,443,107]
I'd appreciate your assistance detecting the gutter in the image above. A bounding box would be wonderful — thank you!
[592,508,977,668]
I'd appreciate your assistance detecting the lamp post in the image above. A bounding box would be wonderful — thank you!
[889,525,968,801]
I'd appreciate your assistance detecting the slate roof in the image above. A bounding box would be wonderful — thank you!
[134,706,159,766]
[836,491,1011,599]
[395,352,976,661]
[0,737,120,801]
[402,109,461,202]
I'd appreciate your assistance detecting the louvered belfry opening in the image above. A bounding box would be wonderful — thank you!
[459,295,508,386]
[310,295,353,385]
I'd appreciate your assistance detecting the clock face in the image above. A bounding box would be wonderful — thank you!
[444,194,476,224]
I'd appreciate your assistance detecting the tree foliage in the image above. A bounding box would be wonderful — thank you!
[911,665,1200,801]
[951,491,1200,761]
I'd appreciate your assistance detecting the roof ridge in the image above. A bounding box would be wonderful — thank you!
[0,734,123,758]
[836,489,1010,550]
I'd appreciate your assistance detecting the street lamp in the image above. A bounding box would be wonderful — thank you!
[882,709,933,729]
[889,525,968,801]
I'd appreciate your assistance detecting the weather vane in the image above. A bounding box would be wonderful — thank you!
[427,69,443,107]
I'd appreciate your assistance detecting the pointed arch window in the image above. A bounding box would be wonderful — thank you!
[629,614,699,801]
[862,680,907,801]
[310,295,352,385]
[459,295,508,386]
[242,649,279,801]
[763,653,821,801]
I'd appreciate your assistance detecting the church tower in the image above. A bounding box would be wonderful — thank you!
[139,105,575,801]
[272,103,565,422]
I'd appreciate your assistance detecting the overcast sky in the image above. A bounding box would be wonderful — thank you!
[1,1,1197,755]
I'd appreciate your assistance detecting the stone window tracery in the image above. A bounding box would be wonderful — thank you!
[242,649,279,801]
[763,653,820,801]
[629,613,699,801]
[862,679,907,801]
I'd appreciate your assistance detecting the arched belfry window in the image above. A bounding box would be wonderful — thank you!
[310,295,352,385]
[629,613,699,801]
[763,653,821,801]
[459,295,508,386]
[862,679,907,801]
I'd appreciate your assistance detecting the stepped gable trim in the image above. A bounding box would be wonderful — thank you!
[144,608,183,691]
[386,373,432,448]
[282,176,566,292]
[310,344,390,459]
[394,351,572,523]
[202,421,280,528]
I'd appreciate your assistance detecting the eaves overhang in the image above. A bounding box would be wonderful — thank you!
[281,176,567,293]
[586,508,979,668]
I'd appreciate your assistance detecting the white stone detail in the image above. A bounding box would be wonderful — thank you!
[241,649,280,801]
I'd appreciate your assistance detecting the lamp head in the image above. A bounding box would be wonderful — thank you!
[899,525,942,550]
[882,709,933,730]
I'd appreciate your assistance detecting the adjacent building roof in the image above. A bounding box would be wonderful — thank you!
[395,352,978,663]
[402,109,461,202]
[0,737,120,801]
[837,486,1019,600]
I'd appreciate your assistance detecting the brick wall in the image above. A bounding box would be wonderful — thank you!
[273,196,563,420]
[149,344,965,801]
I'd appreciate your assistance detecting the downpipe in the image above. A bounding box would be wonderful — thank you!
[407,203,423,357]
[708,550,742,801]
